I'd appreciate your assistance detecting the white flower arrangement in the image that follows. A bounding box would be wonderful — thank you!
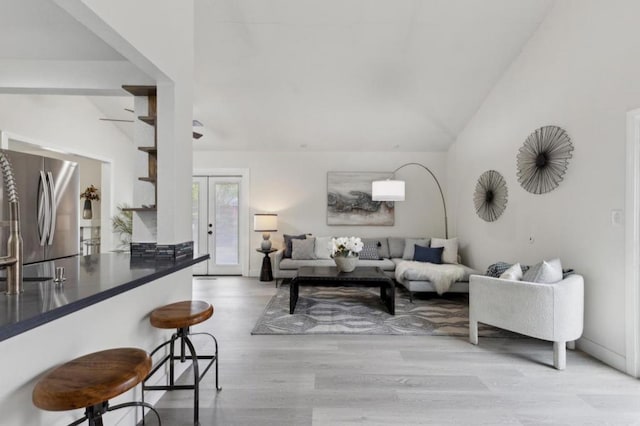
[330,236,364,258]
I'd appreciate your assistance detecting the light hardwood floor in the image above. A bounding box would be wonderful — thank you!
[152,277,640,425]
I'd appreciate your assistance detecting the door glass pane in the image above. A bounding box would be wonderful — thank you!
[192,182,200,257]
[215,182,239,265]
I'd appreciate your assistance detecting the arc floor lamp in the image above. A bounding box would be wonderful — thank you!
[371,162,449,239]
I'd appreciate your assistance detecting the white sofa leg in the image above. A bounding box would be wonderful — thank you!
[553,341,566,370]
[567,340,576,350]
[469,319,478,345]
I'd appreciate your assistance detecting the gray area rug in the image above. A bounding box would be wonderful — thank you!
[251,284,512,336]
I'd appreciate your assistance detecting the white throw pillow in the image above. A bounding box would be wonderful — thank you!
[499,263,523,281]
[522,258,563,283]
[430,237,459,264]
[314,236,332,260]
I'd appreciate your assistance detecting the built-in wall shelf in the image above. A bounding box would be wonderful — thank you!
[122,85,157,97]
[121,207,157,212]
[137,147,157,154]
[138,116,156,126]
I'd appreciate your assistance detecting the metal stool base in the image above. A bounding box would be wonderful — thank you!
[67,400,161,426]
[143,327,221,425]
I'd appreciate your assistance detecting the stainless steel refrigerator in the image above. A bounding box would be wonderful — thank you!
[0,149,79,264]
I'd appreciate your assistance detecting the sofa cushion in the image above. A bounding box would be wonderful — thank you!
[283,234,306,258]
[388,237,405,258]
[359,240,381,260]
[431,237,459,264]
[414,245,443,264]
[499,263,523,281]
[362,238,390,259]
[292,237,316,260]
[402,238,430,260]
[314,236,333,259]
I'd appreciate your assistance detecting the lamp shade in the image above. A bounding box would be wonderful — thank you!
[372,180,405,201]
[254,214,278,232]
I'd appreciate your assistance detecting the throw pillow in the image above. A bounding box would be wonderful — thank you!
[402,238,430,260]
[388,237,406,258]
[414,245,443,264]
[314,236,333,260]
[522,258,563,283]
[283,234,306,258]
[499,263,523,281]
[292,237,316,260]
[362,238,390,259]
[431,237,459,264]
[359,240,381,260]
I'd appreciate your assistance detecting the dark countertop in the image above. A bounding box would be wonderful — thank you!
[0,252,208,342]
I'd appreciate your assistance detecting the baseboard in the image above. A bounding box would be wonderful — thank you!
[577,336,627,373]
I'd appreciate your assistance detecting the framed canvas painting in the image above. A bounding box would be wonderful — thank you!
[327,171,394,225]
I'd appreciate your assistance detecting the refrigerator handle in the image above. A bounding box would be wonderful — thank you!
[37,171,50,246]
[47,171,56,245]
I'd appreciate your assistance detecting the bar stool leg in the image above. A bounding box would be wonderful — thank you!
[182,335,200,425]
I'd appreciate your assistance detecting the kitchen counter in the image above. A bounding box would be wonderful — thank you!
[0,252,208,342]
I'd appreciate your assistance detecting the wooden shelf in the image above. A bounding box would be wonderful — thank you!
[121,207,157,212]
[138,116,156,126]
[122,85,157,97]
[138,177,156,183]
[137,146,157,154]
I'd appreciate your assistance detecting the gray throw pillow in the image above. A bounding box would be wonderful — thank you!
[283,234,306,258]
[522,258,563,283]
[359,240,381,260]
[292,237,316,260]
[361,238,389,259]
[402,238,430,260]
[388,237,406,258]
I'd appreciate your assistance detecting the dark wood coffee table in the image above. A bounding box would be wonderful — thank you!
[289,266,395,315]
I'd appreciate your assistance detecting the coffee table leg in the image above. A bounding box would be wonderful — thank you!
[289,278,299,314]
[381,281,395,315]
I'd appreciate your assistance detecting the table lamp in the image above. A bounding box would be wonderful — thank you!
[254,213,278,250]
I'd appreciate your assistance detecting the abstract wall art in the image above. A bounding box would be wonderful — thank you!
[327,172,394,225]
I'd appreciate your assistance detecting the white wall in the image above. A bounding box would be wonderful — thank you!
[0,94,135,251]
[447,0,640,370]
[194,150,449,276]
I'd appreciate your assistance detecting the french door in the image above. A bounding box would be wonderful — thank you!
[192,176,243,275]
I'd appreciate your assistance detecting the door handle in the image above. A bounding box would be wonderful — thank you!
[46,171,56,245]
[37,171,50,246]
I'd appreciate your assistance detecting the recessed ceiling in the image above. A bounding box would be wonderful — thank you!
[0,0,124,61]
[194,0,553,151]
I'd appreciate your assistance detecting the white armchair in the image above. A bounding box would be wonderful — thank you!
[469,274,584,370]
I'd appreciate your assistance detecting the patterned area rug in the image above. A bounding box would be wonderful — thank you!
[251,284,511,336]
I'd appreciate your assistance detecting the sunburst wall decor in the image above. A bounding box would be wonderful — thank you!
[474,170,508,222]
[517,125,573,194]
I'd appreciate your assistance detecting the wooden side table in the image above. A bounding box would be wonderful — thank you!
[256,248,277,283]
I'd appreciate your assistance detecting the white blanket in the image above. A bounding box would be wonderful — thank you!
[395,261,466,295]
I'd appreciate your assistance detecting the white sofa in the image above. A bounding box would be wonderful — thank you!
[469,274,584,370]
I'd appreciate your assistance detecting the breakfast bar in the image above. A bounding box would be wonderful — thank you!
[0,252,207,425]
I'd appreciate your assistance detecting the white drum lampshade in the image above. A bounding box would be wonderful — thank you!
[254,214,278,250]
[371,180,405,201]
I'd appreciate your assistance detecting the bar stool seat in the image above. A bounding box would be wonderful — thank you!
[150,300,213,329]
[144,300,221,426]
[33,348,160,425]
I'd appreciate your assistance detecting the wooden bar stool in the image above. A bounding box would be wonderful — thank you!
[32,347,161,426]
[144,300,221,425]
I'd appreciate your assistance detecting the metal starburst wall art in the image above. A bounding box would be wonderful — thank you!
[517,126,573,194]
[474,170,508,222]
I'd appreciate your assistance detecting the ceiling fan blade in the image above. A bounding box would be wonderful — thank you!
[99,118,135,123]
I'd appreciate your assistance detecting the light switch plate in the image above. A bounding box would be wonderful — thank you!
[611,209,623,226]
